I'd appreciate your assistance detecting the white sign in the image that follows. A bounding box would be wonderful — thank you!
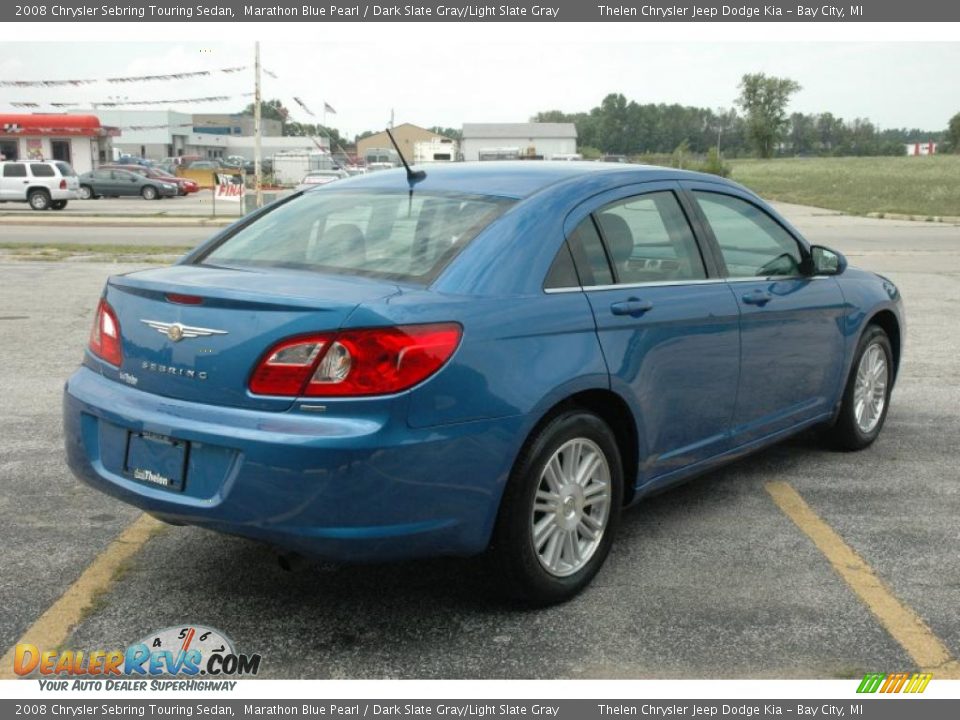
[215,174,245,202]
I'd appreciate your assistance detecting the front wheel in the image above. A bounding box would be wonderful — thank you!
[825,325,894,451]
[78,185,94,200]
[141,185,158,200]
[490,410,623,605]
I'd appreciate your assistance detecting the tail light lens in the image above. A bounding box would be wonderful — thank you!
[59,179,67,190]
[88,299,123,366]
[249,323,461,398]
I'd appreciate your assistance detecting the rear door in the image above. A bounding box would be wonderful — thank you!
[684,183,846,442]
[562,182,741,482]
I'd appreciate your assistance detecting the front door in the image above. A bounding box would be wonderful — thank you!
[687,186,847,443]
[564,184,741,484]
[0,162,28,200]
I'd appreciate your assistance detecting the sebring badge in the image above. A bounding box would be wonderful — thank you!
[141,320,228,343]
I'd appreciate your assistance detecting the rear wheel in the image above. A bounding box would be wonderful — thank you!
[490,410,622,605]
[825,325,893,451]
[28,189,51,210]
[141,185,158,200]
[51,200,68,210]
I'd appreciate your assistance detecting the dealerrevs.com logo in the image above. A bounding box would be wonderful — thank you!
[14,625,261,690]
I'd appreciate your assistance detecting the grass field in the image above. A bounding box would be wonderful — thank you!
[728,155,960,219]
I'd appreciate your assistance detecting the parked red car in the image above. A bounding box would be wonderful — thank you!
[100,164,198,196]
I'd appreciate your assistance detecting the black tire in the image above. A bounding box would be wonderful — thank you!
[825,325,894,451]
[490,409,623,606]
[141,185,158,200]
[28,189,51,211]
[79,185,94,200]
[51,200,68,210]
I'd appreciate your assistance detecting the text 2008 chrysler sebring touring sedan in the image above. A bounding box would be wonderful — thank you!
[64,162,904,603]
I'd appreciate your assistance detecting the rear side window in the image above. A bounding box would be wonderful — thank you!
[543,242,579,290]
[198,191,514,284]
[54,162,76,177]
[3,164,26,178]
[30,164,55,177]
[694,192,803,278]
[566,217,613,287]
[594,191,706,284]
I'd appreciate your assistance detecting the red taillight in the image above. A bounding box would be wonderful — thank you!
[88,299,123,366]
[59,179,67,190]
[249,324,462,398]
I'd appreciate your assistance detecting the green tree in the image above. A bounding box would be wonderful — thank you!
[947,112,960,153]
[736,73,802,158]
[428,126,462,141]
[240,98,290,124]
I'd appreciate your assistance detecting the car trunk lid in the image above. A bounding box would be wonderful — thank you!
[103,264,401,411]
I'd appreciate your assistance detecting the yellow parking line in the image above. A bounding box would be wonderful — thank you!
[0,514,163,680]
[766,481,960,678]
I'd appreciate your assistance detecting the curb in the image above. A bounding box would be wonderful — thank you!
[0,215,238,228]
[865,212,960,224]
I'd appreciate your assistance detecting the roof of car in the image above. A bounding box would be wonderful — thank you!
[329,161,733,199]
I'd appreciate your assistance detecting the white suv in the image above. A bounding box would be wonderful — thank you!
[0,160,80,210]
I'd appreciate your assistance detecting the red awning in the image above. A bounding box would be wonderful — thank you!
[0,114,105,137]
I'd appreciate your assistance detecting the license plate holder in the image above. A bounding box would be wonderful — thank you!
[125,431,188,492]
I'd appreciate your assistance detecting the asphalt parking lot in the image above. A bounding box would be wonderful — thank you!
[0,204,958,679]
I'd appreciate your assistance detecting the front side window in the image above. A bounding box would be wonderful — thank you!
[199,191,513,284]
[3,163,26,178]
[694,192,803,278]
[594,191,706,283]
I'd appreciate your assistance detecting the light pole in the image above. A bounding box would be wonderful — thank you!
[254,41,262,209]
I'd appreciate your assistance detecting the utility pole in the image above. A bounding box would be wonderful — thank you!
[254,41,263,209]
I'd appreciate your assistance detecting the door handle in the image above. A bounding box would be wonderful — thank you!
[610,298,654,317]
[742,290,772,306]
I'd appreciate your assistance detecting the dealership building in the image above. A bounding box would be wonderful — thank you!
[461,122,578,161]
[0,113,118,173]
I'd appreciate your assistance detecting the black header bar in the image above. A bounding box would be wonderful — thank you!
[5,1,960,23]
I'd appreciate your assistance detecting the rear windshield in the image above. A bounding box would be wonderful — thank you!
[197,190,514,283]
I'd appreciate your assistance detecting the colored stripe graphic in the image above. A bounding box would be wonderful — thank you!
[857,672,932,693]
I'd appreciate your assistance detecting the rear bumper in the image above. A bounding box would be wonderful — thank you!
[63,366,522,561]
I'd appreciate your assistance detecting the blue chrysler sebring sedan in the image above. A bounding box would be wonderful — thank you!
[64,162,904,603]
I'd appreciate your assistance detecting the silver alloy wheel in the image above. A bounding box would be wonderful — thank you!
[531,437,612,578]
[853,342,888,434]
[29,191,49,210]
[79,185,92,200]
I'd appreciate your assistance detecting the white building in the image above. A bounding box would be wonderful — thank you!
[461,123,577,162]
[92,109,193,159]
[92,109,328,162]
[0,114,116,174]
[905,141,937,156]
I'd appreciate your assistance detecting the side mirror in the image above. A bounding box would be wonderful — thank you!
[810,245,847,276]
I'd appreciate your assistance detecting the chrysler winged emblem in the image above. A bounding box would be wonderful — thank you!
[141,320,228,343]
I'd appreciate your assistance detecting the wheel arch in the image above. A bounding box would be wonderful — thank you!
[866,309,902,380]
[517,388,640,506]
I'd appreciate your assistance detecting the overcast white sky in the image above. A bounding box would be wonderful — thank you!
[0,41,956,136]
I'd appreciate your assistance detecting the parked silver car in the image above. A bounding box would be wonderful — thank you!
[0,160,80,210]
